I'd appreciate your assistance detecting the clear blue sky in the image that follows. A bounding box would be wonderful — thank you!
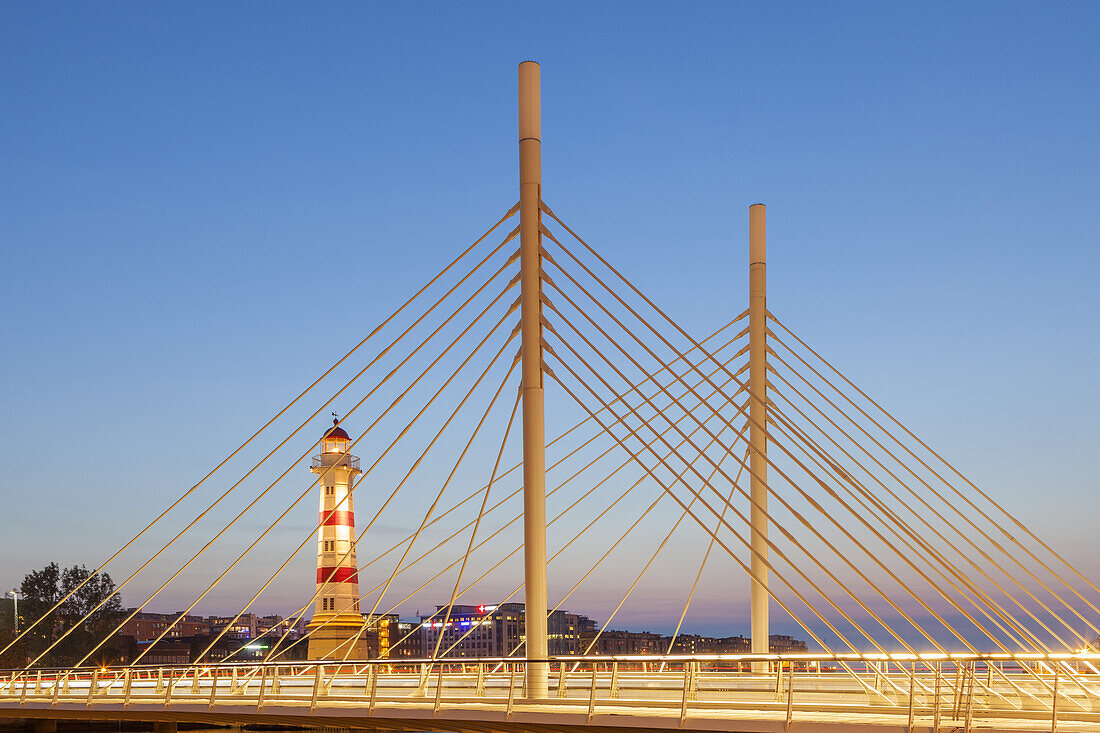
[2,2,1098,640]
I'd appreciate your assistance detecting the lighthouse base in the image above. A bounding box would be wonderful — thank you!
[306,613,374,661]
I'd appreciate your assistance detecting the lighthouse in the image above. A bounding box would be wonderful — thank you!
[306,417,370,660]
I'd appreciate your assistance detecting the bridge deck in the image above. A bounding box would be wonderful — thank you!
[3,658,1099,732]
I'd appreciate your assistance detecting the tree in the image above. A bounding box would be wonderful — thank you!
[0,597,24,668]
[18,563,126,667]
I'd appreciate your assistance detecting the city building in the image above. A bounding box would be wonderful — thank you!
[364,613,421,659]
[119,610,210,641]
[199,636,269,663]
[663,634,807,655]
[257,614,307,640]
[387,620,423,658]
[115,593,807,663]
[582,629,664,655]
[418,603,597,658]
[419,604,516,658]
[133,638,191,665]
[548,609,592,655]
[306,418,371,660]
[768,635,808,653]
[207,614,258,640]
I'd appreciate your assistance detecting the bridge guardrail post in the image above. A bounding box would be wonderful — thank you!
[85,669,98,706]
[556,662,566,699]
[587,662,598,723]
[432,662,444,716]
[475,662,485,697]
[950,663,959,719]
[1051,667,1059,733]
[414,662,429,698]
[785,661,794,731]
[255,665,267,708]
[964,663,975,733]
[368,663,378,714]
[506,662,518,719]
[906,663,915,733]
[933,661,942,731]
[609,661,619,700]
[121,669,131,707]
[679,661,693,726]
[309,664,323,710]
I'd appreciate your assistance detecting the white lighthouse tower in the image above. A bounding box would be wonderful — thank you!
[306,417,370,660]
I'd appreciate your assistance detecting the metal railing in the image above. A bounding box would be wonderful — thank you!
[3,653,1099,731]
[310,454,360,472]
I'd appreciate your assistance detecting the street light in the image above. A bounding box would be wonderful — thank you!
[6,589,19,633]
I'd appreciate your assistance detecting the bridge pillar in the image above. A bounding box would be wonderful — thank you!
[518,59,548,699]
[749,203,769,669]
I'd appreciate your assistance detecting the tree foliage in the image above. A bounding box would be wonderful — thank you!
[12,563,126,667]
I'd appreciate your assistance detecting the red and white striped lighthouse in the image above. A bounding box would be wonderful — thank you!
[306,417,369,660]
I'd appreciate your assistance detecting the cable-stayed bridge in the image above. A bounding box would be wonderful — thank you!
[2,62,1098,733]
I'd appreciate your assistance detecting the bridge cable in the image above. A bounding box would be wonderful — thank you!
[768,312,1100,609]
[576,419,751,659]
[431,400,747,661]
[295,341,749,662]
[541,257,960,653]
[349,344,749,661]
[234,298,522,666]
[500,409,752,662]
[539,212,1025,653]
[335,350,523,665]
[544,318,898,654]
[547,233,1091,690]
[242,322,748,662]
[763,402,1047,653]
[765,366,1087,651]
[762,392,1048,653]
[542,358,840,654]
[420,386,753,661]
[189,291,521,665]
[57,250,520,670]
[432,387,522,661]
[767,325,1100,637]
[0,204,518,663]
[767,333,1100,640]
[664,444,751,661]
